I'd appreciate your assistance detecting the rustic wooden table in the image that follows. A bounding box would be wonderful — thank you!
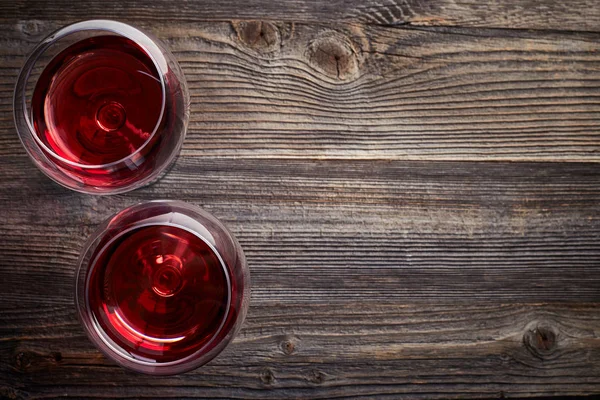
[1,1,600,398]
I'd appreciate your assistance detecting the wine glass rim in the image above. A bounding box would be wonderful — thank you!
[16,19,167,170]
[78,218,233,370]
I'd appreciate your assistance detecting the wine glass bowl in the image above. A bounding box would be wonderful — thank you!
[75,201,250,375]
[14,20,189,194]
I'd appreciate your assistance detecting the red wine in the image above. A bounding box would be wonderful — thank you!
[87,225,230,363]
[31,35,163,166]
[76,201,248,373]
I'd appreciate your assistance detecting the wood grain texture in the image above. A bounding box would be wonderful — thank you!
[1,0,600,398]
[1,19,600,161]
[2,303,600,399]
[1,157,600,306]
[2,0,600,31]
[1,155,600,398]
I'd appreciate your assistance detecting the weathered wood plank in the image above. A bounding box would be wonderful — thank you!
[1,2,600,398]
[1,20,599,162]
[1,156,599,306]
[1,303,600,399]
[3,0,600,32]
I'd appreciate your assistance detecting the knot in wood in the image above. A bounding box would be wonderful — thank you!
[308,369,326,384]
[14,351,33,371]
[51,351,62,363]
[281,338,295,355]
[523,323,558,359]
[234,21,280,53]
[259,368,276,385]
[307,32,359,81]
[0,386,23,400]
[14,350,62,372]
[18,20,45,36]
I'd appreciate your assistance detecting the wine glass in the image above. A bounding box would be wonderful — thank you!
[14,20,189,194]
[75,201,250,375]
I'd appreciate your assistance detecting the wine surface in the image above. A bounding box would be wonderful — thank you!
[87,224,230,363]
[32,35,163,166]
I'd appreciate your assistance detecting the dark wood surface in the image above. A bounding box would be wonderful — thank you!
[1,1,600,399]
